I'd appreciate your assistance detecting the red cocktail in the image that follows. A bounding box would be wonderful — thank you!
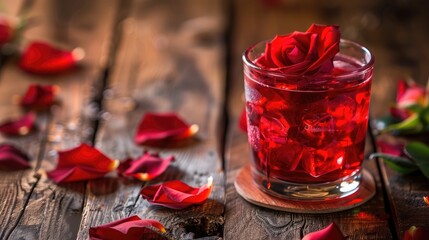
[243,39,374,200]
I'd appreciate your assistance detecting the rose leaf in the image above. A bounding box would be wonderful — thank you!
[404,142,429,179]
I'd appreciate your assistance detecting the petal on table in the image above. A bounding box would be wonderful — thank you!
[0,112,36,136]
[0,143,31,171]
[134,112,198,145]
[20,84,58,110]
[403,226,429,240]
[47,143,118,183]
[140,177,213,209]
[302,223,345,240]
[19,41,83,74]
[89,215,166,240]
[118,152,174,181]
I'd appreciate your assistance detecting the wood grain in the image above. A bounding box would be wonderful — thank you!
[76,0,226,239]
[0,0,119,239]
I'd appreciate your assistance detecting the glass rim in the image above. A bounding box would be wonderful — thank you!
[242,38,375,80]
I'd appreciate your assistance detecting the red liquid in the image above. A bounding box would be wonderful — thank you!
[245,56,372,183]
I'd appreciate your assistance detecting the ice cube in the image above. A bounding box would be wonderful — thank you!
[327,95,357,128]
[301,145,345,177]
[268,139,303,172]
[259,113,290,143]
[300,112,336,147]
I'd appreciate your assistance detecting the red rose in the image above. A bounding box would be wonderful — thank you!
[256,24,340,75]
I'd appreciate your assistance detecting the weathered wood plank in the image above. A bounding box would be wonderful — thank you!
[0,1,45,239]
[225,0,392,239]
[0,0,119,239]
[77,0,226,239]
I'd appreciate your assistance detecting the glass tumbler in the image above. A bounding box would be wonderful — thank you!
[243,39,374,200]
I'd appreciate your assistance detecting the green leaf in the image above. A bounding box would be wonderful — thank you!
[403,103,424,113]
[405,142,429,179]
[419,106,429,125]
[369,153,419,174]
[384,114,424,134]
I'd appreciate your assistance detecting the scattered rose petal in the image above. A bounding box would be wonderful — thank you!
[89,215,166,240]
[0,112,36,136]
[0,144,31,170]
[424,196,429,205]
[117,152,174,181]
[47,143,119,183]
[0,17,12,46]
[20,84,58,110]
[239,108,247,132]
[403,226,429,240]
[134,112,198,145]
[141,177,213,209]
[19,41,83,74]
[302,223,345,240]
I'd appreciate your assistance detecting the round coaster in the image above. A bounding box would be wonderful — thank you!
[234,165,376,214]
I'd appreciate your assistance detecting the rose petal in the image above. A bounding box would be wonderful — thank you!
[391,80,426,120]
[141,177,213,209]
[19,41,79,74]
[239,108,247,132]
[423,196,429,206]
[134,112,198,145]
[118,152,174,181]
[89,215,166,240]
[302,223,345,240]
[20,84,57,110]
[257,24,340,75]
[47,143,118,183]
[0,112,36,136]
[403,226,429,240]
[377,140,404,157]
[0,17,12,45]
[0,144,31,171]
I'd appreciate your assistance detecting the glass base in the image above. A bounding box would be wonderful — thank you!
[252,169,362,201]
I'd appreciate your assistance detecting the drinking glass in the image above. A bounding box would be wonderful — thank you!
[243,39,374,200]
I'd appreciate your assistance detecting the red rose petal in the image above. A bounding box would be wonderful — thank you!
[20,84,57,110]
[257,24,340,75]
[424,196,429,206]
[239,108,247,132]
[302,223,345,240]
[19,41,80,74]
[0,144,31,171]
[47,143,118,183]
[403,226,429,240]
[391,79,426,120]
[141,177,213,209]
[134,112,198,145]
[0,17,12,45]
[0,112,36,136]
[118,152,174,181]
[377,140,404,157]
[89,215,166,240]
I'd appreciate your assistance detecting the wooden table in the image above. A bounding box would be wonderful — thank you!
[1,0,428,239]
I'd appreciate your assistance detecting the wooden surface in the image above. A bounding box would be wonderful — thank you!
[0,0,428,239]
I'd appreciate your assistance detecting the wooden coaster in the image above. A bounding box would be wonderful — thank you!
[234,165,375,214]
